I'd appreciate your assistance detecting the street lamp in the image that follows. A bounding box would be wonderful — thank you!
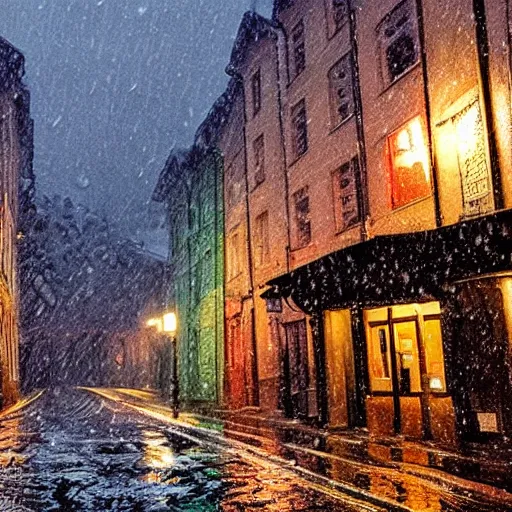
[162,312,179,419]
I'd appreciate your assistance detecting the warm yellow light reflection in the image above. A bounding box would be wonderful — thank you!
[163,312,177,334]
[454,102,480,162]
[141,430,176,483]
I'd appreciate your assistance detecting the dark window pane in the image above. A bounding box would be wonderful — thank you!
[386,33,417,79]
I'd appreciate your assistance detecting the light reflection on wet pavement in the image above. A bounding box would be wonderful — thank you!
[0,388,378,511]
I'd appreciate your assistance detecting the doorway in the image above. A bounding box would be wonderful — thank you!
[283,320,309,419]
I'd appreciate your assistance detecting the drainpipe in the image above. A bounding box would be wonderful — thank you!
[273,23,293,272]
[348,1,371,238]
[415,0,443,227]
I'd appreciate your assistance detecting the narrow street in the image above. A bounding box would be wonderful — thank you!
[0,388,509,512]
[0,388,382,511]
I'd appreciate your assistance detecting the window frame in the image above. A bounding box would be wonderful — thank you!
[293,186,311,248]
[291,99,309,161]
[331,155,361,233]
[376,0,420,88]
[227,230,242,280]
[291,19,306,78]
[328,52,355,129]
[330,0,349,34]
[253,134,265,188]
[251,68,261,117]
[386,115,431,210]
[254,210,269,268]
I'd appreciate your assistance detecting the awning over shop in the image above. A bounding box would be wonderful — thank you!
[266,209,512,314]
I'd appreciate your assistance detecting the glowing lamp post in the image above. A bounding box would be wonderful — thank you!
[163,312,179,419]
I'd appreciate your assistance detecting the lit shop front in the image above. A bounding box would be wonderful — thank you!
[266,209,512,445]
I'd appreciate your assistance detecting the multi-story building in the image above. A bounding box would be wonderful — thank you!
[153,124,224,409]
[0,37,32,407]
[210,0,512,447]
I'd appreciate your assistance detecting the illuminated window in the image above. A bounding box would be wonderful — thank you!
[254,211,269,267]
[367,324,392,392]
[292,20,306,77]
[378,0,419,85]
[293,187,311,248]
[387,116,430,209]
[332,0,349,31]
[253,134,265,187]
[423,318,447,392]
[332,156,361,232]
[328,53,354,127]
[451,99,493,217]
[393,321,421,394]
[365,304,447,396]
[291,99,308,159]
[251,69,261,116]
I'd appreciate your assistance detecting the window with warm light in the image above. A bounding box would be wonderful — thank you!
[451,99,493,217]
[387,116,431,209]
[367,324,392,392]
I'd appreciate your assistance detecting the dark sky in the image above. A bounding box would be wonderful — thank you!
[0,0,271,243]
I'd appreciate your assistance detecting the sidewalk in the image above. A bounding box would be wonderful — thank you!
[96,388,512,511]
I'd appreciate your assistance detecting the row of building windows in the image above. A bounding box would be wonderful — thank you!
[252,0,418,123]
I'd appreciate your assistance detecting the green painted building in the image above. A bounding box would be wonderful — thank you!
[153,145,224,407]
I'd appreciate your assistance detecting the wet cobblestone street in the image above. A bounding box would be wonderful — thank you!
[0,389,379,511]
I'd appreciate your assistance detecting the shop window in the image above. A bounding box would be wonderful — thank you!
[328,53,354,127]
[292,20,306,78]
[367,324,392,392]
[331,0,349,32]
[365,304,447,396]
[423,318,447,392]
[377,0,419,85]
[332,156,360,232]
[393,320,422,394]
[254,211,269,267]
[387,116,430,209]
[251,69,261,117]
[291,99,308,159]
[293,187,311,248]
[253,134,265,187]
